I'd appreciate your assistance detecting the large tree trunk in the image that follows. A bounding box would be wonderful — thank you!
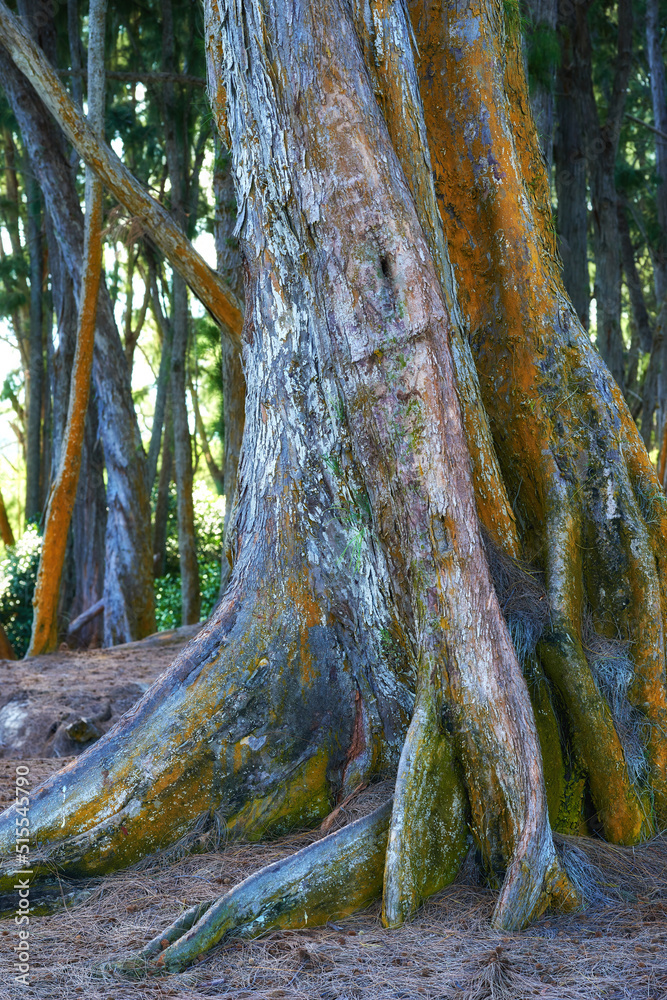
[5,0,667,974]
[412,0,667,837]
[0,43,155,646]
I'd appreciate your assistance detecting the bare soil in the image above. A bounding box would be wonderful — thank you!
[0,632,666,1000]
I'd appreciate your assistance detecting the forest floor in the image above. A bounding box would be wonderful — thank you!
[0,632,666,1000]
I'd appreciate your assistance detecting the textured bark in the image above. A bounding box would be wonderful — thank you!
[145,261,172,491]
[0,0,243,342]
[554,0,589,329]
[646,0,667,301]
[68,390,106,649]
[0,42,155,646]
[0,0,578,953]
[27,0,106,657]
[412,0,667,834]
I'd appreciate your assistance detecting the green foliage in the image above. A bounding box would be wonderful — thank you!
[154,482,226,628]
[155,560,221,631]
[526,25,561,92]
[0,525,41,657]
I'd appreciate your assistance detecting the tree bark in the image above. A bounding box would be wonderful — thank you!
[0,0,243,342]
[412,0,667,836]
[646,0,667,302]
[26,0,107,657]
[162,0,200,626]
[0,40,155,647]
[554,0,589,329]
[152,402,173,579]
[25,171,43,524]
[0,485,14,547]
[0,0,580,952]
[573,0,632,389]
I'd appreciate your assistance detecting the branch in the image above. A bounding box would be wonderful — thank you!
[60,68,206,87]
[625,113,667,144]
[0,1,243,345]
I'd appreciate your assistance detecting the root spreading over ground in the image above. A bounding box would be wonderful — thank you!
[0,770,666,1000]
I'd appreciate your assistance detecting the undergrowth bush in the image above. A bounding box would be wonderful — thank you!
[0,525,41,657]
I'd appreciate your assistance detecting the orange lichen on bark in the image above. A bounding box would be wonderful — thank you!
[409,0,667,834]
[27,175,104,657]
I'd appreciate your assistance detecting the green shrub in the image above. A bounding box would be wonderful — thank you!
[0,525,41,657]
[154,559,221,630]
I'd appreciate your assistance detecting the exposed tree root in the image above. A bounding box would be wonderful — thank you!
[103,799,392,976]
[382,676,468,927]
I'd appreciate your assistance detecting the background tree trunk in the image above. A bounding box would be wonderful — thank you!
[646,0,667,302]
[575,0,632,389]
[0,43,156,646]
[25,171,43,524]
[554,0,589,329]
[161,0,200,625]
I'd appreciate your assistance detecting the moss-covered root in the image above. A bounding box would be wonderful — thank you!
[109,799,392,976]
[382,679,468,927]
[491,835,580,931]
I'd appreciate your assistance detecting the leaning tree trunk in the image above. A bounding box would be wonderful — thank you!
[0,0,579,954]
[25,171,43,525]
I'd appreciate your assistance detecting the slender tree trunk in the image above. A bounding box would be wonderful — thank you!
[68,389,106,648]
[27,0,106,657]
[554,0,589,329]
[145,263,172,491]
[162,0,200,625]
[522,0,558,173]
[213,138,245,578]
[189,374,224,495]
[646,0,667,302]
[25,172,43,524]
[0,485,14,547]
[153,403,173,579]
[574,0,632,389]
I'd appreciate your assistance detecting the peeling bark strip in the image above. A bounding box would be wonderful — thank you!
[0,0,243,342]
[27,0,107,657]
